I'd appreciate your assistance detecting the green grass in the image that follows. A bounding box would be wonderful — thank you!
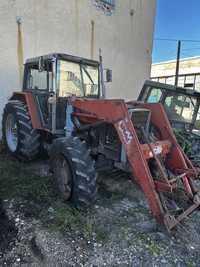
[50,205,83,231]
[186,261,196,267]
[98,177,133,204]
[137,233,162,256]
[0,154,109,242]
[49,203,108,242]
[0,155,54,203]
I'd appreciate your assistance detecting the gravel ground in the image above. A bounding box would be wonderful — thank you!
[0,157,200,267]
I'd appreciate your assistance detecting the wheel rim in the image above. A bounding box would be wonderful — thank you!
[54,155,72,200]
[5,113,18,152]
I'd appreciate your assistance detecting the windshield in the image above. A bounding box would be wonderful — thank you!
[57,60,99,97]
[164,94,196,124]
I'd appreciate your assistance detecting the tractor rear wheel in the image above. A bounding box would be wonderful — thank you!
[2,100,41,160]
[50,137,97,206]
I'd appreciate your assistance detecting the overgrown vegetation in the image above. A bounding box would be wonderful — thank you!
[0,155,55,203]
[186,261,196,267]
[0,154,108,242]
[174,129,192,155]
[49,204,108,242]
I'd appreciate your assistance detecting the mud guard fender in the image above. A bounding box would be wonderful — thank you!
[10,92,42,129]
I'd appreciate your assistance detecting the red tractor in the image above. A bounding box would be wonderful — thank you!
[2,53,200,231]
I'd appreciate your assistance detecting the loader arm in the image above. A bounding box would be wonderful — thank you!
[71,98,200,231]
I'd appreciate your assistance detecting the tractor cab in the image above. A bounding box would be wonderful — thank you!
[22,53,109,133]
[138,80,200,164]
[138,80,200,132]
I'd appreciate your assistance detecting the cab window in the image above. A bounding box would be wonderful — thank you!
[82,65,99,97]
[57,60,83,97]
[147,88,162,103]
[57,60,99,98]
[164,94,196,123]
[26,62,53,90]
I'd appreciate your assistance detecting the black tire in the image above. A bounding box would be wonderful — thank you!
[2,100,41,160]
[50,136,97,206]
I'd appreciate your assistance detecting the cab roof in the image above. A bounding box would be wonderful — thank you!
[25,53,100,67]
[143,80,200,98]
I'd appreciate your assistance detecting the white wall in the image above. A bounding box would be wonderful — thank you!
[151,56,200,89]
[151,56,200,78]
[0,0,156,135]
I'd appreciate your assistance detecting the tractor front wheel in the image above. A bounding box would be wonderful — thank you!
[50,137,97,206]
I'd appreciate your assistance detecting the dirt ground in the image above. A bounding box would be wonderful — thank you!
[0,154,200,267]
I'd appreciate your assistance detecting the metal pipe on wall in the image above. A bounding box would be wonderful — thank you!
[16,17,24,88]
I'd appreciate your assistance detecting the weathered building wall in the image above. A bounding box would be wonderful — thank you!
[0,0,156,135]
[151,57,200,77]
[151,56,200,89]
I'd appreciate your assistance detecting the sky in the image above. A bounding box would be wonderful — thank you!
[152,1,200,63]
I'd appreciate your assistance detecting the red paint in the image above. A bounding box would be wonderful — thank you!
[10,92,42,129]
[8,93,200,230]
[72,98,200,230]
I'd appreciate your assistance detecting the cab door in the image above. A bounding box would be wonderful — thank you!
[23,60,53,129]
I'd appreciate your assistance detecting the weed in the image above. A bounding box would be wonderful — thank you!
[186,261,196,267]
[148,242,161,256]
[51,205,108,242]
[95,227,108,242]
[137,233,161,256]
[51,205,83,232]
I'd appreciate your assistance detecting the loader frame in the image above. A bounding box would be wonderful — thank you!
[70,98,200,231]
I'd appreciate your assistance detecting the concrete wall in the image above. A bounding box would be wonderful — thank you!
[0,0,156,135]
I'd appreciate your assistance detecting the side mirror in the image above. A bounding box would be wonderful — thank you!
[105,69,112,83]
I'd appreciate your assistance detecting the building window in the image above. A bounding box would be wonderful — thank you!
[93,0,115,15]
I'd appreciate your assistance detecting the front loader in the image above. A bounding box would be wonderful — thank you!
[2,53,200,231]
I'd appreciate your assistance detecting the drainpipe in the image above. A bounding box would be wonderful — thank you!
[16,17,24,88]
[91,20,95,59]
